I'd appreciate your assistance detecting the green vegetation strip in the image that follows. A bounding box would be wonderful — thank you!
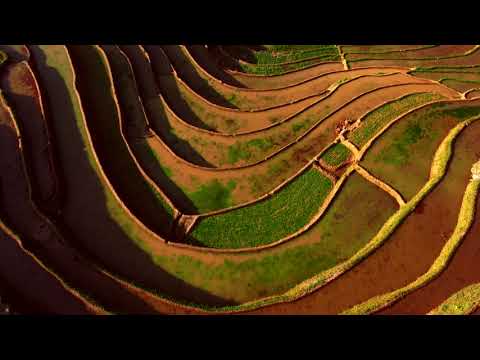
[188,169,333,248]
[428,283,480,315]
[342,176,480,315]
[348,93,446,148]
[253,46,339,65]
[320,143,352,167]
[239,59,318,76]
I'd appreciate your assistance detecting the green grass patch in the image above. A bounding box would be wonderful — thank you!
[253,46,339,65]
[226,138,274,165]
[320,143,352,167]
[349,93,445,148]
[239,59,328,76]
[188,179,236,213]
[188,169,333,248]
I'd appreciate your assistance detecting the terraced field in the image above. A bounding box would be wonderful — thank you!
[0,44,479,315]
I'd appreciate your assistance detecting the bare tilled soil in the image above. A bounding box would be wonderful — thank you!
[156,72,327,133]
[349,47,480,69]
[346,45,476,61]
[441,79,480,93]
[342,45,434,54]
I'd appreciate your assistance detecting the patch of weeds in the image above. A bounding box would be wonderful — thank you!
[320,143,352,167]
[188,179,237,213]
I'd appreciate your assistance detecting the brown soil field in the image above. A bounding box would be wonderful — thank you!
[0,61,60,215]
[378,120,480,314]
[244,117,479,314]
[342,45,434,54]
[441,79,480,93]
[411,71,480,84]
[346,45,476,61]
[157,72,326,133]
[226,62,344,90]
[349,47,480,69]
[361,99,480,200]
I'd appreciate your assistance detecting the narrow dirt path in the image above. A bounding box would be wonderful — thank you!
[355,164,406,206]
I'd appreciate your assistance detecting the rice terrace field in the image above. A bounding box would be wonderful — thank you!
[0,44,480,315]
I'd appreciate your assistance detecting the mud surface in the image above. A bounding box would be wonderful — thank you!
[378,120,480,314]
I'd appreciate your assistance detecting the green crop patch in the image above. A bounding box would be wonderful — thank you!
[252,45,339,65]
[226,138,275,165]
[188,168,333,249]
[348,93,446,148]
[188,179,237,213]
[320,143,352,167]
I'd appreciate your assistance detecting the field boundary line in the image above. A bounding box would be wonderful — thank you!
[354,164,406,207]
